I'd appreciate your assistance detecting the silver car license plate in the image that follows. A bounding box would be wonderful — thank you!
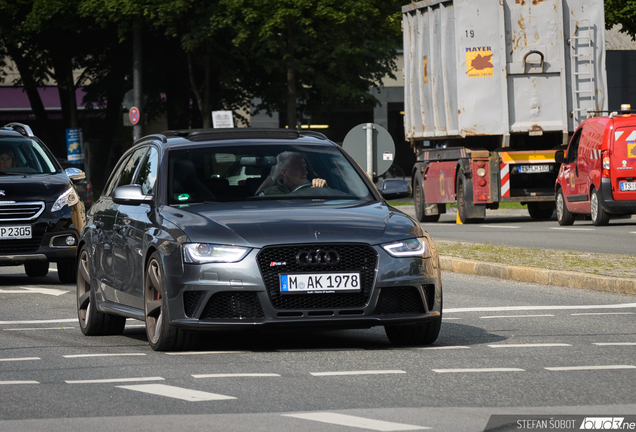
[518,164,550,174]
[620,181,636,191]
[280,272,361,294]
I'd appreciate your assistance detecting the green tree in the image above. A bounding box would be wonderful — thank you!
[606,0,636,38]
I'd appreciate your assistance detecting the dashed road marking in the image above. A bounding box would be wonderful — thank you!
[165,351,249,356]
[0,381,39,385]
[66,377,164,384]
[193,373,280,378]
[311,370,406,377]
[0,357,40,362]
[416,346,470,350]
[0,287,68,296]
[571,312,635,316]
[545,365,636,371]
[116,384,236,401]
[4,327,75,331]
[550,227,595,231]
[446,303,636,313]
[282,412,430,431]
[433,368,525,373]
[479,225,520,229]
[480,314,555,319]
[63,353,147,358]
[593,342,636,346]
[0,319,76,325]
[488,343,571,348]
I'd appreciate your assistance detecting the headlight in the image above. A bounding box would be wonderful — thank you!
[381,237,432,258]
[183,243,251,263]
[52,187,79,212]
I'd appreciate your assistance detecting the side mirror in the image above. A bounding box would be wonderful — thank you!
[379,179,412,201]
[555,150,565,164]
[113,184,153,206]
[65,167,86,182]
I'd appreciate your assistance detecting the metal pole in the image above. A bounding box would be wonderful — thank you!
[133,25,143,141]
[365,123,374,178]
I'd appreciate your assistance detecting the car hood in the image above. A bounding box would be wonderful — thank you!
[0,173,70,202]
[162,200,424,248]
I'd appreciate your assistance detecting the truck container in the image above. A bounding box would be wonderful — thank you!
[402,0,607,222]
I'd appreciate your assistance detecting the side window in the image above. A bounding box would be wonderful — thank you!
[103,155,133,197]
[135,147,159,195]
[566,128,582,164]
[116,147,148,189]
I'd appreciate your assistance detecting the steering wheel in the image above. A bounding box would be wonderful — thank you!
[291,182,313,193]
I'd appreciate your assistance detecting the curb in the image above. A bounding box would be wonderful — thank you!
[439,256,636,296]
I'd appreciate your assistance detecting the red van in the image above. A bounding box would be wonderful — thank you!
[555,106,636,226]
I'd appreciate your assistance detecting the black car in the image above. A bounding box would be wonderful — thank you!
[77,129,442,351]
[0,123,86,283]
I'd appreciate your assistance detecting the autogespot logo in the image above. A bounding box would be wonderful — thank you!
[296,249,340,266]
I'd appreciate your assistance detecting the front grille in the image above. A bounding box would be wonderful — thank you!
[0,236,44,254]
[257,244,378,310]
[375,286,425,315]
[200,292,264,319]
[0,202,45,221]
[183,291,204,317]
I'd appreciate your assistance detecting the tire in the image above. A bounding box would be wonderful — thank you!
[591,188,610,226]
[145,252,193,351]
[25,261,48,278]
[414,176,440,223]
[57,260,77,284]
[527,203,554,221]
[385,296,442,346]
[556,189,574,226]
[76,245,126,336]
[456,172,483,224]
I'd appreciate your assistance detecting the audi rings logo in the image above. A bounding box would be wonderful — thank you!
[296,249,340,266]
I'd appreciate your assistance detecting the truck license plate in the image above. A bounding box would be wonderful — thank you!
[518,164,550,174]
[280,272,360,294]
[0,226,32,240]
[620,181,636,191]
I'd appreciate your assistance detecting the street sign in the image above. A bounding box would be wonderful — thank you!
[212,110,234,128]
[342,123,395,177]
[129,106,140,125]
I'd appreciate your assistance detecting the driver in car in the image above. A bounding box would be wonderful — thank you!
[261,151,326,195]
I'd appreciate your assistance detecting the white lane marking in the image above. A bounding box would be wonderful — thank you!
[117,384,236,401]
[446,303,636,313]
[0,381,39,385]
[165,351,249,356]
[4,327,75,331]
[433,368,525,373]
[63,353,147,358]
[478,225,520,229]
[282,412,430,431]
[545,365,636,371]
[480,314,555,319]
[593,342,636,346]
[193,373,280,378]
[0,319,76,325]
[416,346,470,350]
[311,370,406,377]
[0,357,40,362]
[443,317,461,320]
[571,312,635,316]
[550,227,595,231]
[0,287,68,296]
[66,377,164,384]
[488,343,571,348]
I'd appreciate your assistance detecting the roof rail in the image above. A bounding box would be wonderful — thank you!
[134,134,168,145]
[163,128,309,142]
[4,122,35,137]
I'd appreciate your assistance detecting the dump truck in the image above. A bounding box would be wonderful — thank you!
[402,0,607,222]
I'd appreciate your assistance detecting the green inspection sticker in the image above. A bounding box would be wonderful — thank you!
[177,194,190,201]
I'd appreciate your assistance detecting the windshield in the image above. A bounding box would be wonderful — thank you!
[0,137,60,175]
[168,144,373,204]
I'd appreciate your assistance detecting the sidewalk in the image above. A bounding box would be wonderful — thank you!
[393,203,636,296]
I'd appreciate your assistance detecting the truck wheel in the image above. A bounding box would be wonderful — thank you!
[414,177,440,222]
[527,203,554,220]
[590,188,610,226]
[456,172,483,224]
[556,189,574,226]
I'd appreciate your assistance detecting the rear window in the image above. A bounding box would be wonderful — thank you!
[168,144,373,204]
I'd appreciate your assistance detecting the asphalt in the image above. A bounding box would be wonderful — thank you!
[394,203,636,296]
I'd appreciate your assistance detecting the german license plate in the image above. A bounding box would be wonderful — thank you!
[0,226,32,240]
[280,272,360,294]
[518,164,550,174]
[620,181,636,191]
